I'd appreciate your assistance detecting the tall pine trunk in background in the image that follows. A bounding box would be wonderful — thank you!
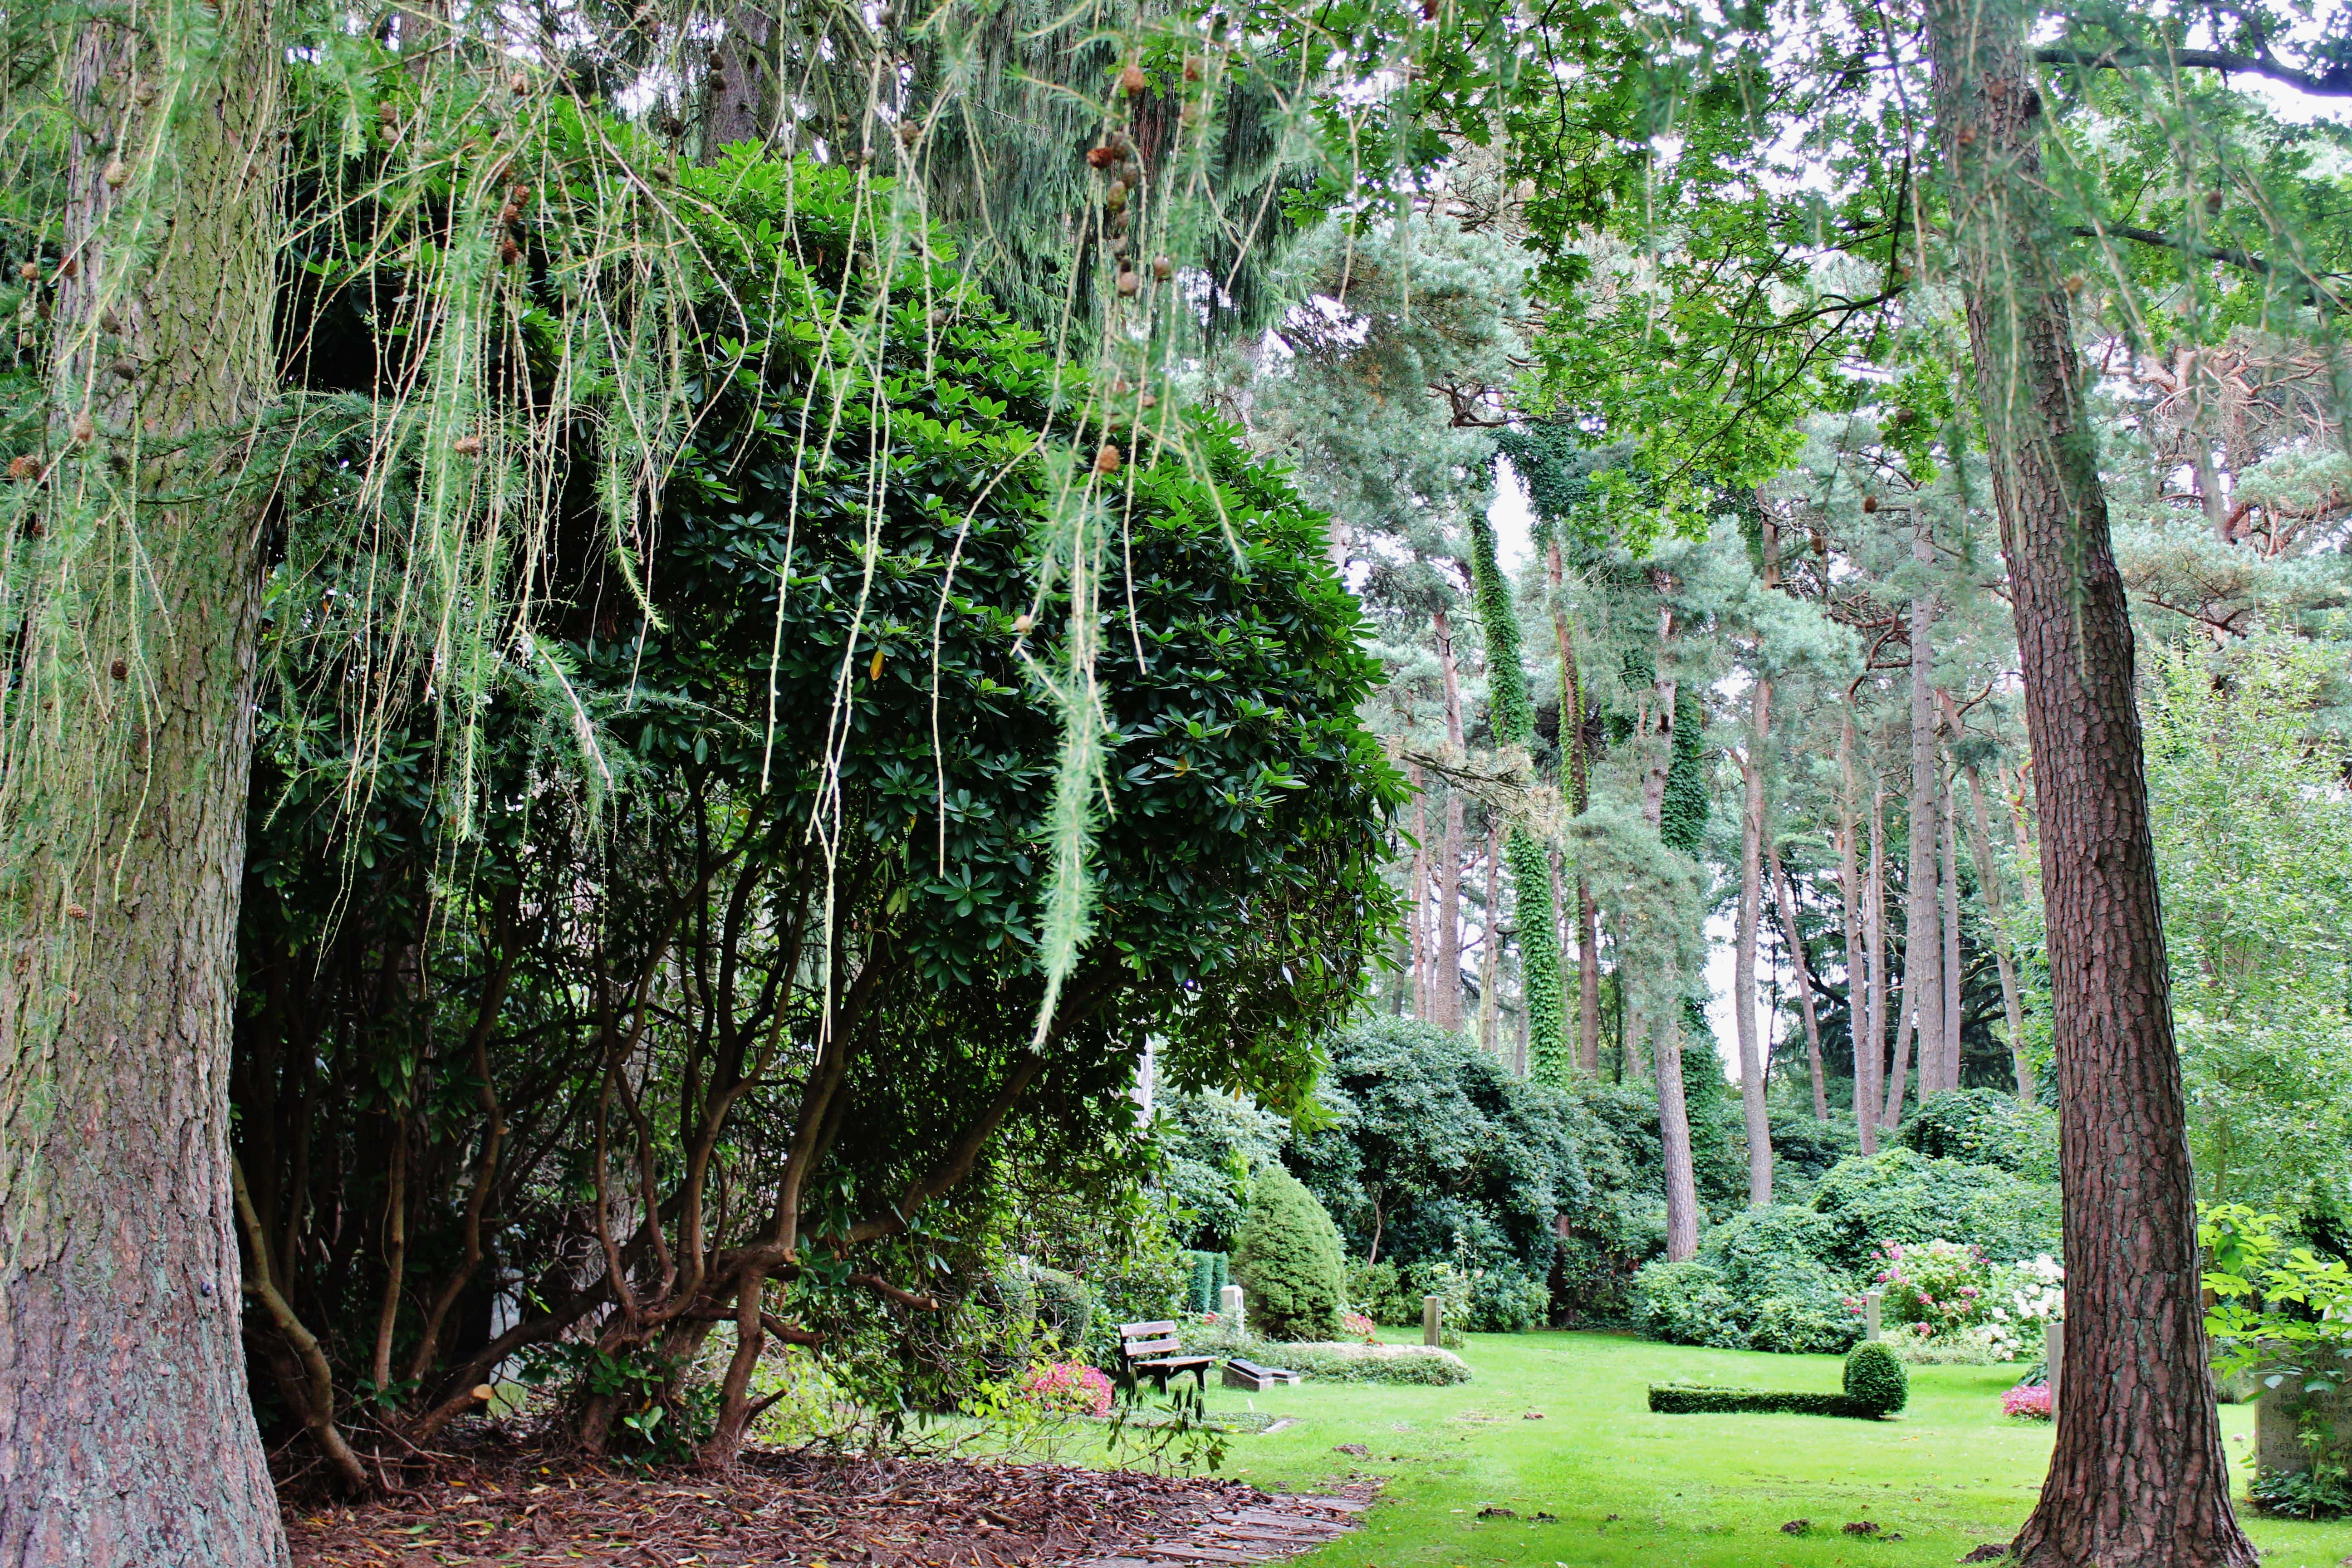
[1769,840,1830,1120]
[1838,712,1880,1153]
[1965,763,2035,1103]
[1734,676,1774,1205]
[1870,782,1902,1133]
[1903,513,1945,1100]
[0,3,289,1561]
[1433,607,1465,1033]
[1925,7,2253,1562]
[1940,763,1962,1091]
[1407,763,1428,1018]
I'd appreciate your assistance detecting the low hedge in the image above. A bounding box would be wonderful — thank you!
[1648,1344,1906,1419]
[1647,1385,1882,1417]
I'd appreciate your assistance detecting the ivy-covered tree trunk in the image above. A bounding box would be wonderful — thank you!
[1925,5,2254,1563]
[1644,614,1702,1262]
[1733,676,1774,1205]
[0,3,288,1563]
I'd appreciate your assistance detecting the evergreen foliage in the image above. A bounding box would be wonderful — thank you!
[1229,1166,1349,1342]
[1467,509,1570,1082]
[1842,1343,1911,1416]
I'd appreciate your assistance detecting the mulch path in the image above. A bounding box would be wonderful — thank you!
[283,1447,1374,1568]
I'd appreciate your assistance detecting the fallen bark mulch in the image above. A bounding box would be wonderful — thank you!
[283,1446,1328,1568]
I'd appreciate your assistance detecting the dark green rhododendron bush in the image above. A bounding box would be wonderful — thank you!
[234,142,1400,1460]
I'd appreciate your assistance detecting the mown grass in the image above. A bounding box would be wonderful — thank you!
[1074,1330,2352,1568]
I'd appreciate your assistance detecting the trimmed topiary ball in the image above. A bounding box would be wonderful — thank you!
[1230,1166,1347,1341]
[1843,1342,1910,1416]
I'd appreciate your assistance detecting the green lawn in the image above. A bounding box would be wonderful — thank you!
[1090,1331,2352,1568]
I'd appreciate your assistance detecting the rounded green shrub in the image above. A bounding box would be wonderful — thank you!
[1028,1267,1096,1349]
[1843,1342,1910,1416]
[977,1267,1037,1333]
[1230,1166,1347,1341]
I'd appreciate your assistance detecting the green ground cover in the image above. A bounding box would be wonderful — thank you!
[1085,1331,2352,1568]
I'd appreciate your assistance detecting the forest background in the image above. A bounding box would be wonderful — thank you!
[2,0,2351,1562]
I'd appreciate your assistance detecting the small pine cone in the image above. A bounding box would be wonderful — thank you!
[1152,255,1172,280]
[103,160,130,189]
[453,433,484,456]
[1121,64,1147,95]
[1087,146,1118,169]
[1116,269,1139,297]
[500,235,521,265]
[1861,495,1878,513]
[1094,442,1122,475]
[70,413,94,446]
[7,455,37,480]
[16,261,36,282]
[110,658,127,680]
[511,71,530,94]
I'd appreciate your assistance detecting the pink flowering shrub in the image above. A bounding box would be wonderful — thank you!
[1018,1360,1114,1418]
[1340,1311,1377,1343]
[2002,1383,2053,1421]
[1874,1240,1997,1338]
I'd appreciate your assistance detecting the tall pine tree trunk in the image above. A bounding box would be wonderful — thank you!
[1407,762,1428,1019]
[1924,8,2252,1561]
[1903,517,1944,1100]
[1872,784,1908,1131]
[1940,762,1962,1092]
[1839,712,1880,1154]
[1434,607,1465,1033]
[0,3,289,1561]
[1734,677,1774,1206]
[1770,840,1830,1121]
[1965,764,2035,1104]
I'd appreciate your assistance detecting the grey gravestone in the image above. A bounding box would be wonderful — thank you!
[1864,1289,1882,1343]
[2257,1381,2352,1477]
[1219,1282,1245,1333]
[1422,1294,1442,1348]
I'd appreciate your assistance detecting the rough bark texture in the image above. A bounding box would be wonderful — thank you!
[1734,678,1774,1206]
[1925,5,2254,1562]
[703,2,777,158]
[0,4,288,1563]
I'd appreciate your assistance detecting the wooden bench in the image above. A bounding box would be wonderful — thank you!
[1221,1357,1301,1392]
[1118,1320,1214,1393]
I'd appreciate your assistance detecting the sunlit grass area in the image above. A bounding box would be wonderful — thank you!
[1064,1330,2352,1568]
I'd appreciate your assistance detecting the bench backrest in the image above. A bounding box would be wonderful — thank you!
[1119,1320,1183,1361]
